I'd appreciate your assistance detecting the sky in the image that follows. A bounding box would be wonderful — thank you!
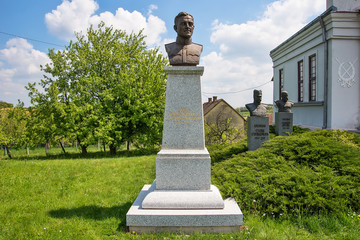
[0,0,327,108]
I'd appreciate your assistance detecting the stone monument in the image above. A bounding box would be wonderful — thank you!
[246,90,269,151]
[275,91,294,136]
[126,12,243,234]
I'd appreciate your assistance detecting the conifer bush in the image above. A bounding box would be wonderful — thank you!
[211,130,360,216]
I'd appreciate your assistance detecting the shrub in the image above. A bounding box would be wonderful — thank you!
[212,130,360,216]
[207,139,247,164]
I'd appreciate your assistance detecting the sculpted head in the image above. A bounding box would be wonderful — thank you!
[281,91,288,102]
[253,90,262,105]
[174,12,194,40]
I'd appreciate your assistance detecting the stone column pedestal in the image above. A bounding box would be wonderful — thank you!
[275,112,293,136]
[126,66,243,234]
[247,116,269,151]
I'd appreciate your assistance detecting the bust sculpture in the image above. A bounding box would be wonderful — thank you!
[246,90,267,117]
[275,91,294,113]
[165,12,203,66]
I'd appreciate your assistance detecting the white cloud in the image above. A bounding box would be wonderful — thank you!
[0,38,49,106]
[45,0,166,46]
[203,0,326,107]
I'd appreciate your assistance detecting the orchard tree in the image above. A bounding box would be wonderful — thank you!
[0,101,29,158]
[28,22,168,154]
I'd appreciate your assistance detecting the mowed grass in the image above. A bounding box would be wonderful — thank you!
[0,148,359,239]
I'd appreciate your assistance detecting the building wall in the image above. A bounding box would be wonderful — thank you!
[328,12,360,129]
[204,101,245,131]
[271,19,326,128]
[271,10,360,130]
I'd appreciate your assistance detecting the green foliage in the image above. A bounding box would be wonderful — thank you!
[205,118,245,145]
[212,130,360,216]
[0,102,29,150]
[1,149,359,239]
[0,101,13,109]
[207,139,248,164]
[27,22,168,154]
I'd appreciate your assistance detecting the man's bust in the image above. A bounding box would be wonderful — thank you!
[275,91,294,113]
[165,12,203,66]
[246,90,267,117]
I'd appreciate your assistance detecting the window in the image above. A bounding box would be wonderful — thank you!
[297,60,304,102]
[309,55,316,101]
[279,69,284,99]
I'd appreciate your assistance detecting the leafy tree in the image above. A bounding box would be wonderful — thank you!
[0,101,14,109]
[0,101,29,158]
[27,22,167,154]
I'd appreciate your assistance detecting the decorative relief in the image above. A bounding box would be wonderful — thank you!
[336,58,358,88]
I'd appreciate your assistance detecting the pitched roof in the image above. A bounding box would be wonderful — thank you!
[203,96,221,115]
[203,96,246,122]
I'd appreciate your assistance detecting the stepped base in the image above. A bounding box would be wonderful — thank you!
[126,184,243,234]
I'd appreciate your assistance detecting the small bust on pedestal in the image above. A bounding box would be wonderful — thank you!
[246,90,267,117]
[275,91,294,136]
[165,12,203,66]
[275,91,294,112]
[246,90,269,151]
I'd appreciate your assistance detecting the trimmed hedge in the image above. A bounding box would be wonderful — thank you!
[212,130,360,216]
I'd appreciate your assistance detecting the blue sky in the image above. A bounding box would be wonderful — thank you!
[0,0,326,108]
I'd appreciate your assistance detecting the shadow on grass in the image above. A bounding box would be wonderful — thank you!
[48,202,133,231]
[7,148,159,161]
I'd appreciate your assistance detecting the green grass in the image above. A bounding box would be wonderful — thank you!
[0,145,359,239]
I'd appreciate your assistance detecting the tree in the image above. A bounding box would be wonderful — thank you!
[27,22,168,154]
[204,108,245,145]
[0,101,29,158]
[0,101,14,109]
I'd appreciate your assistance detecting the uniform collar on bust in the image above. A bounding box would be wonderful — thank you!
[176,36,192,45]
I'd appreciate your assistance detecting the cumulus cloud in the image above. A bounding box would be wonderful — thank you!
[45,0,166,45]
[202,0,325,106]
[0,38,49,106]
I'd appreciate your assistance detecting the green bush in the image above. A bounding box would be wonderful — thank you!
[207,139,248,164]
[212,130,360,216]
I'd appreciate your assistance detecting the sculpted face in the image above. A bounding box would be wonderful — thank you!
[174,15,194,39]
[281,91,288,102]
[254,91,262,105]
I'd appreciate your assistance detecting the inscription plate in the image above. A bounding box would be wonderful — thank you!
[275,112,293,136]
[247,116,269,151]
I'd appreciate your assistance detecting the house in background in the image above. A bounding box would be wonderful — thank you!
[270,0,360,131]
[203,96,246,143]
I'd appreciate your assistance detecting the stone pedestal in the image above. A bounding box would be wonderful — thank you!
[126,66,243,233]
[275,112,293,136]
[247,116,269,151]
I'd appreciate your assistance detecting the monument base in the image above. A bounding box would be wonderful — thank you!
[126,184,243,234]
[142,181,224,209]
[247,116,269,151]
[275,112,293,136]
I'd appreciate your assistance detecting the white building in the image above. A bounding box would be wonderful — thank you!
[270,0,360,131]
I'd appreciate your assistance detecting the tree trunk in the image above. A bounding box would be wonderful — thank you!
[81,145,87,155]
[109,144,116,155]
[103,143,106,152]
[26,144,30,156]
[59,140,66,154]
[5,144,12,159]
[126,141,130,151]
[45,142,49,155]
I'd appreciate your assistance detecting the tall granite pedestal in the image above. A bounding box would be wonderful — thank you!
[275,112,293,136]
[247,116,269,151]
[126,66,243,234]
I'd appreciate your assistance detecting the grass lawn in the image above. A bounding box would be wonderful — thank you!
[0,148,359,239]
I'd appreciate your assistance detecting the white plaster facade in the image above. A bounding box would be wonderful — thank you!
[270,0,360,131]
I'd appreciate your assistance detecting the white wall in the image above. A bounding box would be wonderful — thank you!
[327,0,360,11]
[329,38,360,129]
